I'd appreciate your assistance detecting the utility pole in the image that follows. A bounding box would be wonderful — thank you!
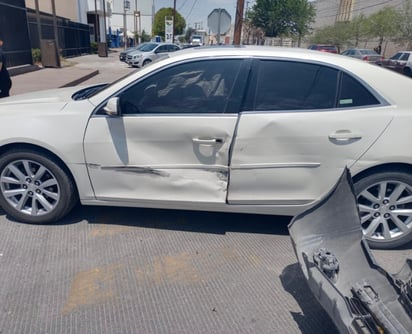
[233,0,245,45]
[94,0,100,42]
[172,0,176,42]
[34,0,42,46]
[123,1,128,49]
[51,0,61,67]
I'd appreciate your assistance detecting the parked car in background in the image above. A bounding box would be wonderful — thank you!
[308,44,338,53]
[341,48,382,63]
[126,42,181,67]
[1,47,412,249]
[119,43,149,62]
[376,51,412,77]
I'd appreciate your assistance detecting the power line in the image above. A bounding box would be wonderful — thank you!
[316,0,403,20]
[185,0,199,22]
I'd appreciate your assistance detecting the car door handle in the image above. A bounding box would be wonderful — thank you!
[329,130,362,141]
[192,137,223,146]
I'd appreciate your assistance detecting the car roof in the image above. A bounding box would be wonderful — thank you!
[93,46,412,108]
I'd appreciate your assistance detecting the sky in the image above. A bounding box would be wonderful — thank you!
[154,0,242,30]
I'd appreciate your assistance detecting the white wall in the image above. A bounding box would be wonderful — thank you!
[107,0,154,36]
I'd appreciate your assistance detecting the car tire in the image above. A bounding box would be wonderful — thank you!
[354,171,412,249]
[0,149,78,224]
[403,67,412,77]
[143,59,151,66]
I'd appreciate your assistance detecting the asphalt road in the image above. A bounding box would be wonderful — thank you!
[0,204,333,334]
[0,202,410,334]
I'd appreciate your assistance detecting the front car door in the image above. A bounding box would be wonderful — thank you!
[84,58,246,205]
[228,59,393,207]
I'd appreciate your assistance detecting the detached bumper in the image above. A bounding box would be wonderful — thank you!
[289,169,412,334]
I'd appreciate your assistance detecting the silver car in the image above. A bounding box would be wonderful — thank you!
[126,42,181,67]
[341,48,382,63]
[0,46,412,249]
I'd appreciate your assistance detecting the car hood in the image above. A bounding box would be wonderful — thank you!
[0,86,80,108]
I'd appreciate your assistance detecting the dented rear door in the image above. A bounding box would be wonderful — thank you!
[227,59,393,207]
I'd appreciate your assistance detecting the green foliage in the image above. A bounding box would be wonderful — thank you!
[349,14,368,47]
[249,0,315,39]
[90,42,98,54]
[311,22,352,52]
[135,30,151,43]
[365,7,399,45]
[185,27,195,43]
[31,48,41,64]
[397,0,412,49]
[153,8,186,38]
[311,7,403,51]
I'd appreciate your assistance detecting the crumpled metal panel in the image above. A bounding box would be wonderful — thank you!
[289,168,412,334]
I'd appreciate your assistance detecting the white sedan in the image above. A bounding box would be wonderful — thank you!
[0,46,411,249]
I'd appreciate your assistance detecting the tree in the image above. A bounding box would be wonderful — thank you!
[184,27,195,43]
[288,0,316,46]
[349,14,368,47]
[249,0,315,40]
[153,8,186,38]
[397,0,412,49]
[310,22,352,52]
[365,7,399,47]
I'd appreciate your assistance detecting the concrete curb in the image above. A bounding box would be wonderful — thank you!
[9,64,41,77]
[59,69,100,87]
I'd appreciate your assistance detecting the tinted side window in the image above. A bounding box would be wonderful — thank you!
[254,60,339,111]
[338,73,379,108]
[169,45,180,52]
[400,53,410,61]
[156,45,168,53]
[119,59,242,114]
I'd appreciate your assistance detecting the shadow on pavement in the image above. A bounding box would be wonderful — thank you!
[280,263,339,334]
[71,204,292,236]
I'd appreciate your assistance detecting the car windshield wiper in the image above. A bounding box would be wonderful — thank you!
[71,83,108,100]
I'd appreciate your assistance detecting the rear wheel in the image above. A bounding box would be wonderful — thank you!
[0,149,77,224]
[354,171,412,249]
[403,67,412,77]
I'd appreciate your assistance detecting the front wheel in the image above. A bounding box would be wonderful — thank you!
[403,67,412,77]
[0,149,77,224]
[354,171,412,249]
[142,59,151,66]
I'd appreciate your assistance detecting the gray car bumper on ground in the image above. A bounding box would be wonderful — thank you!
[289,169,412,334]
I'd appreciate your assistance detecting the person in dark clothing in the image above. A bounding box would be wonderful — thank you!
[0,36,12,98]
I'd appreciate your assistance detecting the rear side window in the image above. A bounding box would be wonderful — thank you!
[252,60,339,110]
[338,73,379,107]
[246,60,380,112]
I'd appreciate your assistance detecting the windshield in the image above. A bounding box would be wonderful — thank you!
[138,43,159,52]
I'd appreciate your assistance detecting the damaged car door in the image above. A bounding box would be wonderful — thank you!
[228,59,392,208]
[83,58,246,205]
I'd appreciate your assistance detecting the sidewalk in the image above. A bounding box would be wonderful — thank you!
[10,49,135,95]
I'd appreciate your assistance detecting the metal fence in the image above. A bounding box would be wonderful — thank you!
[0,0,91,68]
[27,9,91,58]
[0,0,32,67]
